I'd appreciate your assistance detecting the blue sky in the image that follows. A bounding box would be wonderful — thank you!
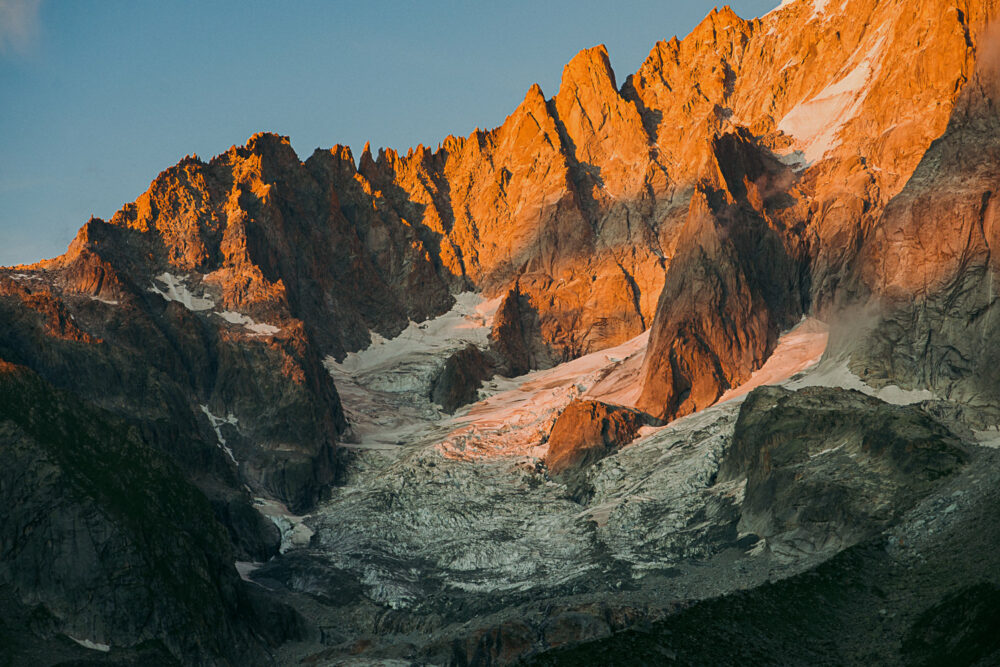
[0,0,779,266]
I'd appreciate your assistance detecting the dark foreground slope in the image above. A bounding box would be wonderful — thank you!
[533,533,1000,667]
[0,361,303,666]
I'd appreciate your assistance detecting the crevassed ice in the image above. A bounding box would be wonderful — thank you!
[323,292,501,451]
[254,498,314,553]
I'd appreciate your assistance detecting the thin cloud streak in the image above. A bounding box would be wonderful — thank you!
[0,0,41,55]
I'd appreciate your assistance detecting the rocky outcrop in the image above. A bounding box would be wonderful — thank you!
[488,283,560,377]
[720,385,969,559]
[545,400,650,476]
[637,131,808,422]
[533,386,993,666]
[844,23,1000,414]
[0,257,341,529]
[429,344,494,413]
[633,0,994,420]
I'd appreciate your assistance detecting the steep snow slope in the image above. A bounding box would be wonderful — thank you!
[322,292,834,465]
[323,293,500,451]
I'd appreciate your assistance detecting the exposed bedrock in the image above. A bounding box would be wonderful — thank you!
[429,343,495,413]
[0,257,342,523]
[844,53,1000,417]
[544,399,657,478]
[637,131,809,422]
[720,385,969,559]
[0,361,305,664]
[488,282,562,377]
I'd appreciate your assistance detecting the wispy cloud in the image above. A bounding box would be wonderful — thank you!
[0,0,42,55]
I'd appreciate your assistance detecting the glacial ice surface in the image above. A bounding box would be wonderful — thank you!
[274,300,843,618]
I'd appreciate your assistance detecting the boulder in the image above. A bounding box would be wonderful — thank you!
[545,399,651,476]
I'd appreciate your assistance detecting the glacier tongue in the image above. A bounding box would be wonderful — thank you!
[254,296,859,660]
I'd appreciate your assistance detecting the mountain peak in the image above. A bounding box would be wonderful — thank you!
[8,2,1000,664]
[524,82,545,103]
[559,44,617,92]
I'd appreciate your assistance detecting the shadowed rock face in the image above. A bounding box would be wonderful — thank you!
[0,361,303,664]
[429,344,494,413]
[637,131,808,422]
[0,264,341,519]
[528,387,993,667]
[844,42,1000,415]
[489,282,562,377]
[720,385,969,559]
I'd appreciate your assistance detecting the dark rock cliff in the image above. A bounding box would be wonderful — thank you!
[0,361,303,664]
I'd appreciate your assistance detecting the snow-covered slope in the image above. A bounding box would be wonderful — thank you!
[323,293,500,451]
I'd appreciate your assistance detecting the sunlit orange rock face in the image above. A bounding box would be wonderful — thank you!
[846,13,1000,407]
[632,0,1000,421]
[5,0,1000,470]
[544,399,648,477]
[44,0,984,381]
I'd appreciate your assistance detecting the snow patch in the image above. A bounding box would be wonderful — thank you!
[215,310,280,336]
[69,636,110,652]
[765,0,837,19]
[718,318,828,404]
[808,0,830,20]
[333,292,499,377]
[324,293,500,450]
[147,273,281,335]
[710,315,935,406]
[199,405,238,464]
[148,272,214,311]
[973,428,1000,449]
[88,295,119,305]
[438,331,649,461]
[235,560,262,582]
[777,35,885,163]
[786,360,936,405]
[810,442,846,459]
